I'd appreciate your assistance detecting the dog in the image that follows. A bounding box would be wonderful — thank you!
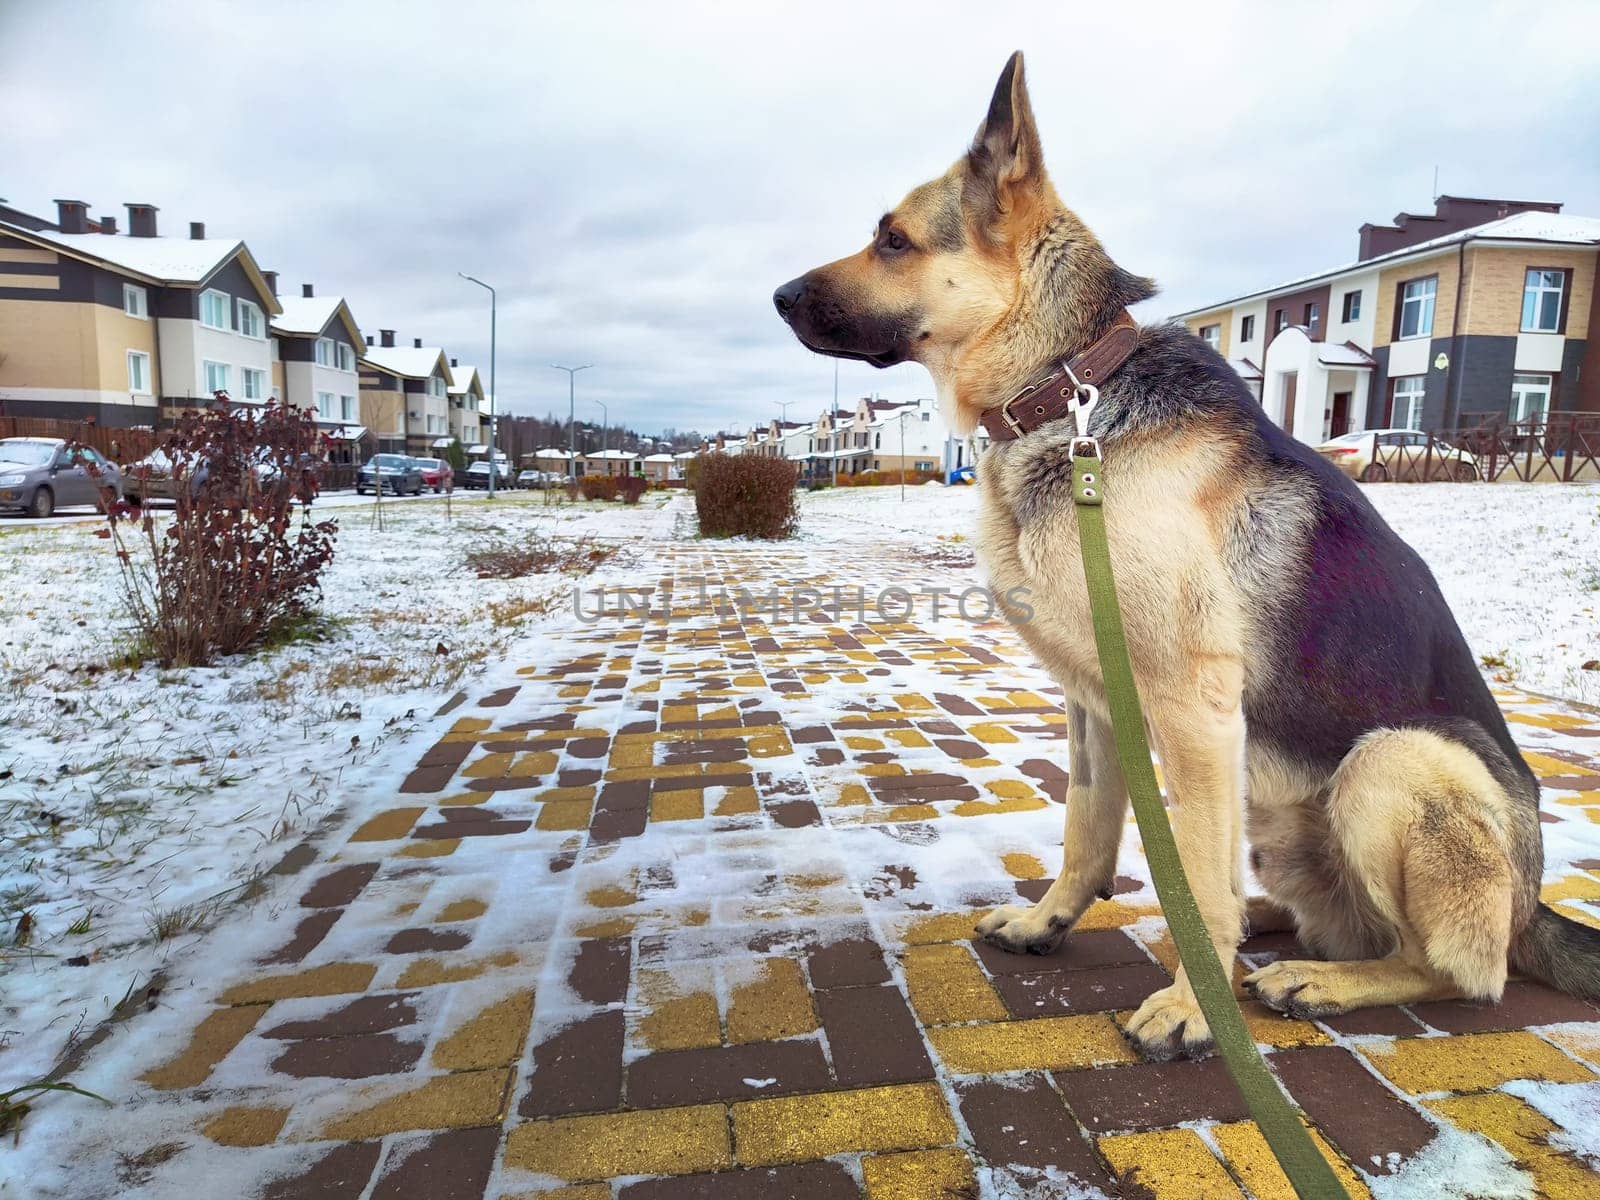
[774,51,1600,1060]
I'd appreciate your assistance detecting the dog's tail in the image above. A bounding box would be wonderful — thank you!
[1510,903,1600,1002]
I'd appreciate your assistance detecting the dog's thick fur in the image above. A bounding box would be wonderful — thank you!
[775,51,1600,1059]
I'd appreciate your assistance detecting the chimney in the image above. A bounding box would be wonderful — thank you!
[53,199,90,234]
[262,270,278,295]
[99,215,118,235]
[413,337,422,349]
[450,357,458,367]
[301,283,314,298]
[189,221,205,240]
[125,203,158,238]
[366,335,374,347]
[380,329,395,348]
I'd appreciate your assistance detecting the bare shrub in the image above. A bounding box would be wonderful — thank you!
[579,475,620,501]
[464,531,620,579]
[89,398,336,668]
[695,453,798,539]
[619,475,648,505]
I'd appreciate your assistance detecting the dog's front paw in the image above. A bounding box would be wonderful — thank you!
[974,904,1065,955]
[1124,984,1214,1061]
[1243,960,1345,1020]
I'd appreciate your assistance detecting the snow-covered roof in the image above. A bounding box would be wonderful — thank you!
[1317,342,1377,369]
[642,453,675,462]
[1229,358,1263,381]
[585,449,637,459]
[270,295,341,336]
[447,364,480,395]
[4,222,275,294]
[329,425,366,441]
[361,345,452,382]
[533,447,571,459]
[1174,210,1600,320]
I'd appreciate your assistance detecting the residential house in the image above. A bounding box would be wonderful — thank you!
[358,332,453,454]
[1176,196,1600,440]
[446,359,485,447]
[268,281,363,450]
[532,447,573,477]
[639,452,676,482]
[0,199,280,425]
[583,448,638,477]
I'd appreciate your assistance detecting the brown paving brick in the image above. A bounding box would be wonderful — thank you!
[934,738,986,759]
[933,692,984,716]
[413,808,532,839]
[1317,1006,1428,1037]
[598,778,652,809]
[402,765,459,794]
[618,1162,858,1199]
[262,908,343,965]
[301,862,380,908]
[560,767,603,786]
[1408,979,1600,1033]
[569,937,631,1005]
[807,937,890,989]
[1054,1058,1249,1132]
[386,927,474,955]
[262,1142,382,1200]
[769,799,821,828]
[591,805,649,841]
[264,992,422,1040]
[371,1126,500,1200]
[520,1010,624,1117]
[816,984,933,1087]
[996,960,1170,1017]
[811,747,846,766]
[973,929,1147,975]
[567,737,610,758]
[789,725,834,744]
[272,1032,425,1079]
[628,1038,831,1107]
[417,739,474,769]
[957,1076,1113,1183]
[478,686,520,708]
[1270,1044,1436,1174]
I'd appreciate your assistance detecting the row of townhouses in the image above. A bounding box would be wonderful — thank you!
[0,197,489,457]
[1175,195,1600,443]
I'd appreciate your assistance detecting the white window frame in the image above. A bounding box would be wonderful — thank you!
[200,289,231,331]
[316,390,336,420]
[1199,323,1221,349]
[242,367,266,402]
[1392,376,1426,430]
[127,349,151,394]
[341,394,357,421]
[429,374,445,398]
[203,360,231,394]
[1342,289,1362,322]
[1397,277,1436,340]
[123,283,148,320]
[237,298,265,340]
[1240,314,1255,342]
[335,341,356,371]
[1521,269,1564,333]
[315,337,334,367]
[1510,373,1552,423]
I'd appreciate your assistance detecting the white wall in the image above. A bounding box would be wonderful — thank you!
[1232,298,1268,365]
[283,359,359,423]
[158,317,273,401]
[1324,269,1378,350]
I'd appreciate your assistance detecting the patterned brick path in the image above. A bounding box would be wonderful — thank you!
[78,532,1600,1197]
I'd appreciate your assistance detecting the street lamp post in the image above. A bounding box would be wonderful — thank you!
[458,274,497,498]
[899,408,909,502]
[552,363,593,489]
[593,398,608,476]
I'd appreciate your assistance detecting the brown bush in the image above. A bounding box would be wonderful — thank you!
[683,454,704,493]
[579,475,619,501]
[695,453,798,539]
[89,397,337,667]
[619,475,648,505]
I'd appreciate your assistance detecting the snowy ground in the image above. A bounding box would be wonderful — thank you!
[0,489,673,1088]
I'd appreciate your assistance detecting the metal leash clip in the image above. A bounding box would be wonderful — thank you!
[1062,361,1100,458]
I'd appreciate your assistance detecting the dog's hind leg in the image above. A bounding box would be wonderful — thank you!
[976,702,1128,953]
[1246,726,1517,1018]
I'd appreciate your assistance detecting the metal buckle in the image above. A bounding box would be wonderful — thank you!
[1070,435,1101,459]
[997,381,1037,437]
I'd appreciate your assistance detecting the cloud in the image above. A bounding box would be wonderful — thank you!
[2,0,1596,433]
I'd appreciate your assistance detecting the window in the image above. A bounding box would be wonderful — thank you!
[237,299,264,339]
[1397,276,1436,340]
[315,337,334,367]
[203,360,231,394]
[123,284,148,319]
[127,350,151,394]
[1510,373,1552,423]
[200,289,230,330]
[1274,308,1288,334]
[1303,302,1320,334]
[429,375,445,397]
[341,394,357,421]
[1199,323,1221,349]
[335,342,356,371]
[1521,269,1565,333]
[317,391,336,419]
[1341,290,1362,322]
[1392,376,1426,430]
[920,410,929,421]
[242,367,265,401]
[1240,314,1255,342]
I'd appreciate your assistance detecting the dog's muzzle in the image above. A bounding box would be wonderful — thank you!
[773,277,805,321]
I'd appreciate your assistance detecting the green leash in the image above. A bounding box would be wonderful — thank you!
[1067,419,1349,1200]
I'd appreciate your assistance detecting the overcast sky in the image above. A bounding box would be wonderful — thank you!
[3,2,1597,435]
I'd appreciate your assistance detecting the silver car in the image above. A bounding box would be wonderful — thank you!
[0,437,124,517]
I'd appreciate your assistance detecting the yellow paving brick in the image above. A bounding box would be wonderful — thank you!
[396,949,519,988]
[732,1082,957,1166]
[609,740,655,769]
[322,1068,511,1138]
[463,751,515,779]
[1540,1024,1600,1066]
[437,791,490,807]
[970,722,1019,744]
[441,717,492,741]
[869,803,940,823]
[1101,1128,1243,1198]
[348,807,426,842]
[1242,1003,1332,1049]
[500,1188,611,1200]
[218,962,375,1005]
[1553,789,1600,808]
[400,837,459,858]
[862,763,908,777]
[834,782,873,807]
[900,911,987,945]
[509,750,559,777]
[1361,1029,1595,1094]
[929,1014,1136,1073]
[727,958,817,1043]
[748,733,791,757]
[1524,750,1597,776]
[574,916,635,938]
[437,898,488,923]
[432,990,535,1071]
[1542,873,1600,904]
[1074,897,1158,931]
[886,729,931,749]
[952,796,1049,817]
[505,1104,730,1180]
[846,735,885,750]
[1211,1121,1371,1200]
[651,790,704,822]
[142,1004,268,1089]
[862,1148,977,1200]
[713,785,760,815]
[1001,852,1047,879]
[202,1105,289,1147]
[986,780,1039,801]
[638,968,722,1052]
[1428,1091,1598,1199]
[901,944,1008,1024]
[585,884,637,909]
[537,798,593,831]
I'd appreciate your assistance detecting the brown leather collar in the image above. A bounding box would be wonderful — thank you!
[979,316,1140,442]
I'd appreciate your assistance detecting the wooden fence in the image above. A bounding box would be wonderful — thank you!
[0,416,160,463]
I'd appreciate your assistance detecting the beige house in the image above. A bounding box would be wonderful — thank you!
[446,359,484,446]
[582,449,638,477]
[358,333,453,455]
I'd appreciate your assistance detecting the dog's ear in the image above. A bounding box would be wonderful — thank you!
[967,51,1044,218]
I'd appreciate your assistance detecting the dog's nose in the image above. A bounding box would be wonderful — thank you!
[773,277,806,318]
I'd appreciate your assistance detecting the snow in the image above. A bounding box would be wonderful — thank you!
[359,344,449,381]
[446,364,480,395]
[267,294,342,338]
[4,224,250,285]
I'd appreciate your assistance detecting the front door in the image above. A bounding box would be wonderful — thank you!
[1281,373,1298,436]
[1330,391,1352,439]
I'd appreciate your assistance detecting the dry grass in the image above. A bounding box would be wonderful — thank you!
[464,532,621,580]
[486,592,558,628]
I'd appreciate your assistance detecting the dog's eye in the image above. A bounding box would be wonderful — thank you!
[880,230,911,254]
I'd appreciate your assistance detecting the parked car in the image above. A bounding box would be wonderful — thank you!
[462,459,514,489]
[1316,429,1480,482]
[413,457,454,493]
[517,468,563,488]
[0,437,123,517]
[126,448,324,506]
[357,454,425,495]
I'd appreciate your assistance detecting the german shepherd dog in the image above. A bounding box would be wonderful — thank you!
[774,52,1600,1059]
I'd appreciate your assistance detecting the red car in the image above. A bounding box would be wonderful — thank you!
[413,457,454,493]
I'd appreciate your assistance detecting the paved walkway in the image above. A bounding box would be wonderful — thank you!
[50,532,1600,1198]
